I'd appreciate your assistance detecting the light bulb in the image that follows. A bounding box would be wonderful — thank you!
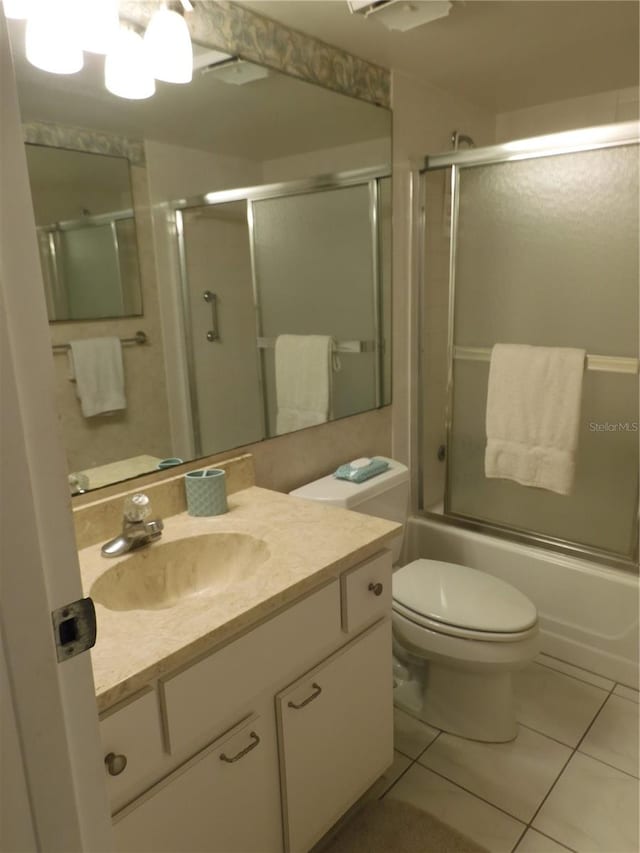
[144,7,192,84]
[78,0,119,55]
[25,0,83,75]
[105,27,155,100]
[2,0,30,19]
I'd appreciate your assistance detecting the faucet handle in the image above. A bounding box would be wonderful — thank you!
[124,493,152,523]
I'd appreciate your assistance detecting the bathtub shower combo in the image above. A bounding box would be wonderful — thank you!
[415,122,639,687]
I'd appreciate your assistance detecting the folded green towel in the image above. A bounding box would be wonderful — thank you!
[334,457,390,483]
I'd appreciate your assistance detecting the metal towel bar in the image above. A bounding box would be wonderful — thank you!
[453,345,638,375]
[52,330,148,353]
[257,337,377,354]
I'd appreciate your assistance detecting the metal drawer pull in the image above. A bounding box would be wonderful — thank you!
[368,582,383,596]
[104,752,127,776]
[203,290,219,342]
[220,731,260,763]
[288,682,322,709]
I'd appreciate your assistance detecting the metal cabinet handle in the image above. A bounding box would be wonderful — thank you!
[368,582,383,597]
[104,752,127,776]
[203,290,219,342]
[219,731,260,763]
[288,682,322,710]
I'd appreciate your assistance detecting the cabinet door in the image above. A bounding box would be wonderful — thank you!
[277,620,393,853]
[113,713,282,853]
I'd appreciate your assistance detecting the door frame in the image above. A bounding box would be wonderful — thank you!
[1,13,113,851]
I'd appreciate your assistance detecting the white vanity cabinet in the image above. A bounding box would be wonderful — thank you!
[113,711,282,853]
[101,549,393,853]
[277,620,393,853]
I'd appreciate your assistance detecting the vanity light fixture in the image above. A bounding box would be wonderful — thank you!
[12,0,195,98]
[25,0,84,75]
[78,0,119,55]
[144,3,193,84]
[105,25,155,100]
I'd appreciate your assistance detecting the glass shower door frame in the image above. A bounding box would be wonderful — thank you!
[172,166,390,456]
[419,121,640,570]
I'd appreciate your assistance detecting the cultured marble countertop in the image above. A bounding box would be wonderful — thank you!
[79,486,400,712]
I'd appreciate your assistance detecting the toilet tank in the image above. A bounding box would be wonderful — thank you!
[289,457,409,563]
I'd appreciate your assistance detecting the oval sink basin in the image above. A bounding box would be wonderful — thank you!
[91,533,270,612]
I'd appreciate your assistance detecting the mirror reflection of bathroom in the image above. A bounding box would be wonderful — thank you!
[8,17,392,493]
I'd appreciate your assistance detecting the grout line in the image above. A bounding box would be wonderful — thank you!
[537,653,617,685]
[525,680,617,835]
[414,729,442,761]
[524,827,579,853]
[613,680,640,696]
[573,687,615,753]
[414,763,529,825]
[609,689,640,708]
[524,748,575,831]
[378,756,415,799]
[535,659,613,692]
[575,748,640,781]
[517,721,580,750]
[510,823,528,853]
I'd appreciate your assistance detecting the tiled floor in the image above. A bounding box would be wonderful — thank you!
[378,656,639,853]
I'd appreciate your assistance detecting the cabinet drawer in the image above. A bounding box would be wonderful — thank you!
[340,550,392,634]
[113,711,282,853]
[161,580,342,756]
[99,688,166,814]
[277,619,393,852]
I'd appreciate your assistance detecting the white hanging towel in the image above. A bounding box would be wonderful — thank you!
[68,337,127,418]
[275,334,333,435]
[485,344,585,495]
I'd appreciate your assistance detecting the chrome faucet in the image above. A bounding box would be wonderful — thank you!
[101,493,164,558]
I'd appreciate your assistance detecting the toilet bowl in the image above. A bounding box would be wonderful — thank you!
[290,457,540,743]
[392,558,540,742]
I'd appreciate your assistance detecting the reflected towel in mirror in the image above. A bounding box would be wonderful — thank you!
[68,337,127,418]
[275,334,334,434]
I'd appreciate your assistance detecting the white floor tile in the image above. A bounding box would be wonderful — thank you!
[536,655,614,691]
[533,752,639,853]
[579,694,639,777]
[393,707,439,758]
[614,684,639,704]
[514,663,608,746]
[386,763,525,853]
[419,724,571,822]
[515,829,572,852]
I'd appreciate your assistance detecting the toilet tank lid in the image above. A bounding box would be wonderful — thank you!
[289,457,409,508]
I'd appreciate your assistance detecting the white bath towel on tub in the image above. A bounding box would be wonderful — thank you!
[275,334,333,434]
[485,344,585,495]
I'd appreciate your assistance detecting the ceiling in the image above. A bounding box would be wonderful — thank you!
[240,0,640,112]
[8,20,390,160]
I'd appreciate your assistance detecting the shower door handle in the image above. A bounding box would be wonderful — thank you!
[203,290,219,342]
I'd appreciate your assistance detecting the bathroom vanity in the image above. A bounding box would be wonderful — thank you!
[79,483,399,853]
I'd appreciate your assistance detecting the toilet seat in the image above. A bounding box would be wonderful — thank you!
[392,600,538,643]
[392,558,538,641]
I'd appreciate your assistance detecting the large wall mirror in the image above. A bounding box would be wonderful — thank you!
[8,11,392,495]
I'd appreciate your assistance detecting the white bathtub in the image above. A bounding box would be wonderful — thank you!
[406,516,639,688]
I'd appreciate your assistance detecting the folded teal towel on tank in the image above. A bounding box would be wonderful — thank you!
[334,457,389,483]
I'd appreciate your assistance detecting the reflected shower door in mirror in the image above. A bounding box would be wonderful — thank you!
[175,176,391,458]
[26,144,143,321]
[8,13,391,494]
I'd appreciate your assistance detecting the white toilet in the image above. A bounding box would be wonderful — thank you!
[291,457,540,743]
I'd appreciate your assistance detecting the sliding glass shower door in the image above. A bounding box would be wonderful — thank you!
[421,129,639,564]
